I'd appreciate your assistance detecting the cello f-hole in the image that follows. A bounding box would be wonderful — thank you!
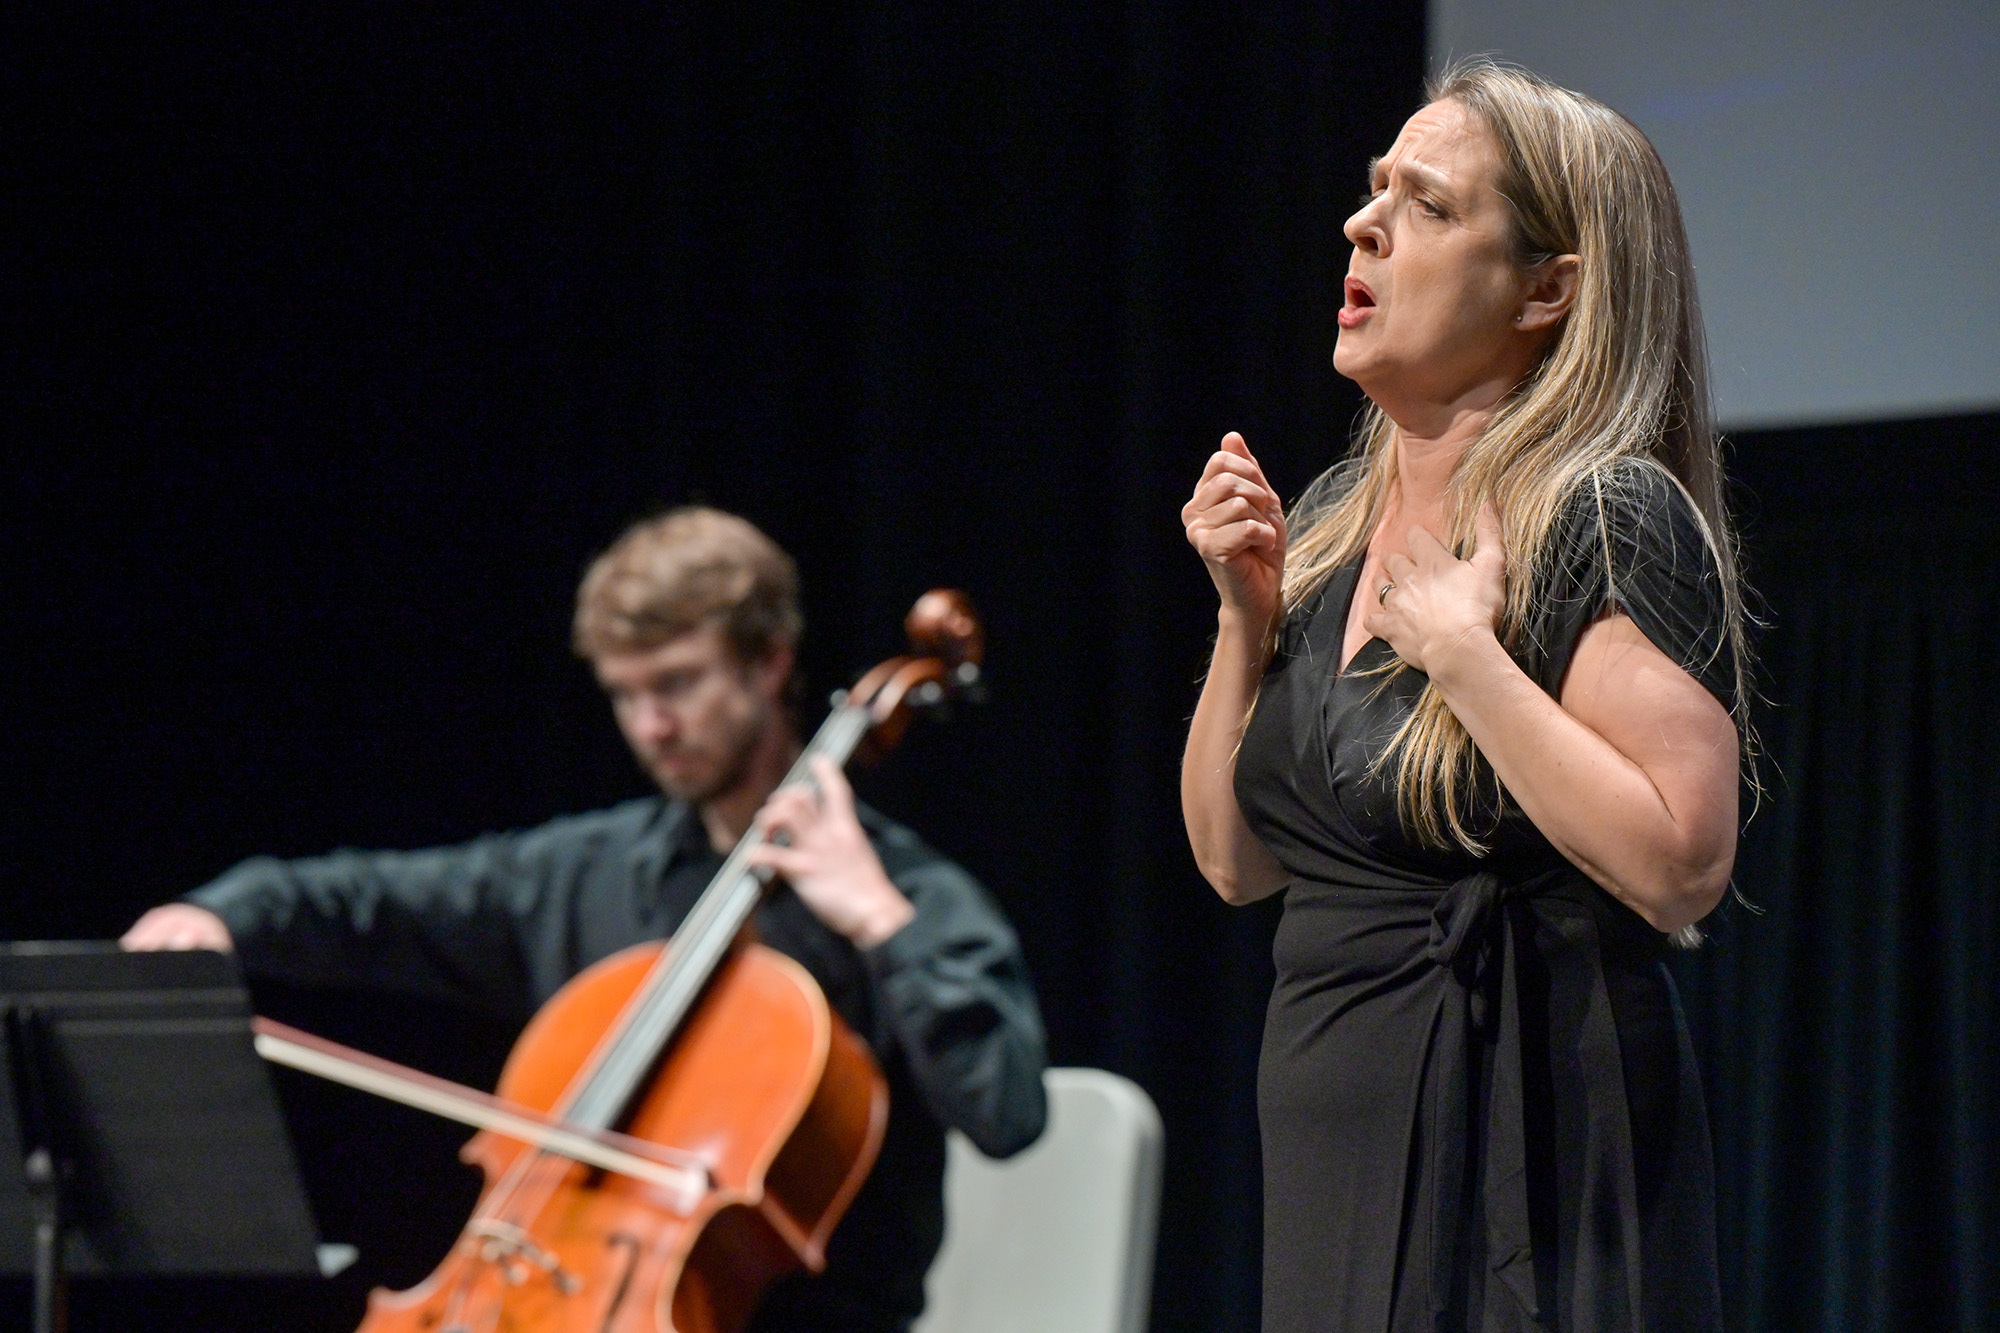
[599,1232,643,1333]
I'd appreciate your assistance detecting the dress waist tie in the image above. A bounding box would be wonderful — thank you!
[1422,868,1649,1329]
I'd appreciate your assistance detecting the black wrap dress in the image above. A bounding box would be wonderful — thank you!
[1237,460,1730,1332]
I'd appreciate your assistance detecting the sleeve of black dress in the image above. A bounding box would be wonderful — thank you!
[1518,458,1737,711]
[180,814,611,1023]
[860,827,1050,1160]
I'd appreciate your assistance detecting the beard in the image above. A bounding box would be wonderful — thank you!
[643,697,770,806]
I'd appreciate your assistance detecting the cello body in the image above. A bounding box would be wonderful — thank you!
[311,591,981,1332]
[356,940,888,1333]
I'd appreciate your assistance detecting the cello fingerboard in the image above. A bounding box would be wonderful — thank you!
[558,701,877,1132]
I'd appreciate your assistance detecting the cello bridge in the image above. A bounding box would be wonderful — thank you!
[468,1220,584,1295]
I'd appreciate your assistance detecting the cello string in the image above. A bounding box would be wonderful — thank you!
[560,702,874,1129]
[464,699,876,1248]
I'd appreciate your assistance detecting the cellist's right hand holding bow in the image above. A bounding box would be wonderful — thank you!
[1181,431,1287,631]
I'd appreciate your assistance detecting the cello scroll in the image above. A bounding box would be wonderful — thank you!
[846,589,984,762]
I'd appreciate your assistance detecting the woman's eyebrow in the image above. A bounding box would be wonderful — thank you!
[1366,155,1454,201]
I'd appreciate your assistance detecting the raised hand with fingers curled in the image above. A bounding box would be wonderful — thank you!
[1177,430,1295,907]
[1181,431,1287,635]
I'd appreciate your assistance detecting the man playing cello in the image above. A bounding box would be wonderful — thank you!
[124,506,1049,1332]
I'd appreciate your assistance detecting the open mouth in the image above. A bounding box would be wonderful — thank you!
[1338,277,1376,328]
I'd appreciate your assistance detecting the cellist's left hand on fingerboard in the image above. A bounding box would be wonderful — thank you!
[748,756,915,948]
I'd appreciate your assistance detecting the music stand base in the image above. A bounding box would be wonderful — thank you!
[25,1147,65,1333]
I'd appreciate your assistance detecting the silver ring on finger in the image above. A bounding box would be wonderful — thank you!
[1377,581,1396,606]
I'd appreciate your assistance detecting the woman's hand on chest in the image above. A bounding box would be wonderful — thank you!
[1359,502,1507,680]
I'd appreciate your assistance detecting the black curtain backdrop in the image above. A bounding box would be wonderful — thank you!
[1677,411,2000,1331]
[5,4,1421,1328]
[5,4,1994,1329]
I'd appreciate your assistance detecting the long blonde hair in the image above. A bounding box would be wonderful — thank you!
[1283,60,1753,869]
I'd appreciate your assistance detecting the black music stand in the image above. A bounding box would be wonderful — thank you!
[0,942,326,1333]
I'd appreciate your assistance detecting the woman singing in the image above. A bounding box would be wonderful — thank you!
[1181,62,1749,1331]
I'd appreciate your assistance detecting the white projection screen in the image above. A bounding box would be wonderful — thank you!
[1428,0,2000,429]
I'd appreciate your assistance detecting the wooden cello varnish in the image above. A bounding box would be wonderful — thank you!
[358,943,885,1332]
[346,591,983,1333]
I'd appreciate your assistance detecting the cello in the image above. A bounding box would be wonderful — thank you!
[253,590,987,1332]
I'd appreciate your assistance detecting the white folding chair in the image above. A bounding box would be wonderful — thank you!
[913,1067,1164,1333]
